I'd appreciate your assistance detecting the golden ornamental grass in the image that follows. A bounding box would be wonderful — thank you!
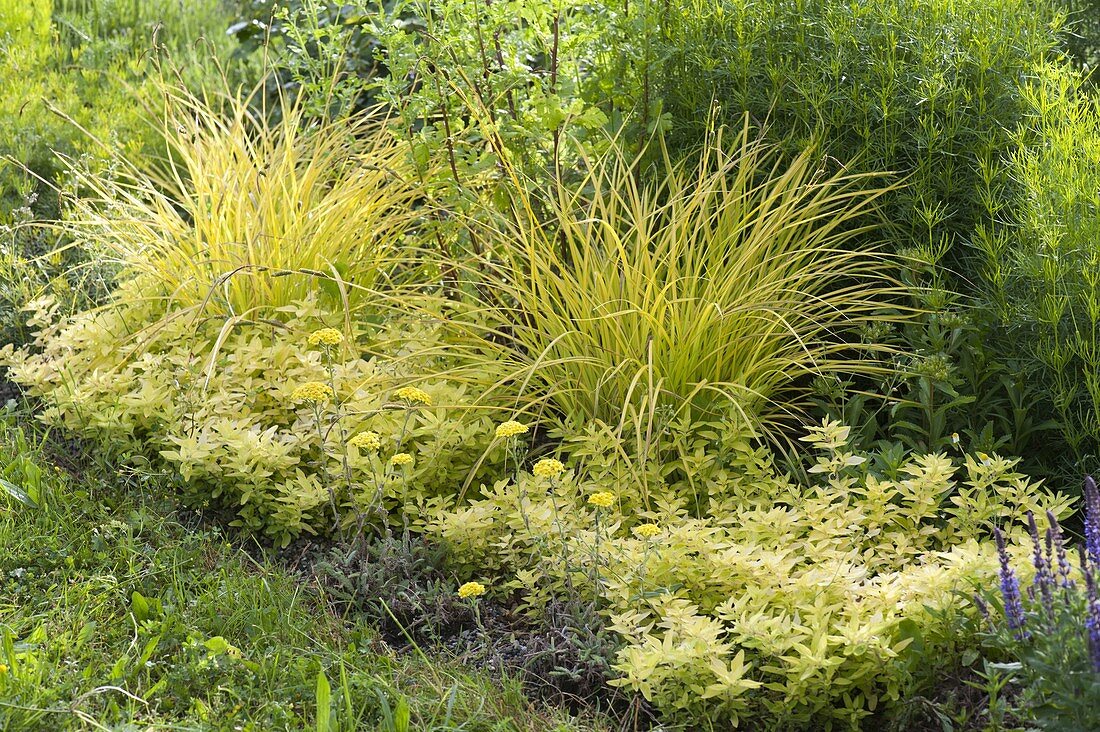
[58,80,424,319]
[476,119,904,436]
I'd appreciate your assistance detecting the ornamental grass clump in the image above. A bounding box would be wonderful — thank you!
[55,78,424,320]
[479,121,902,435]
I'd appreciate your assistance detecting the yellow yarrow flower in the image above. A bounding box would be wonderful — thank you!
[291,381,334,403]
[390,452,413,466]
[532,458,564,479]
[0,663,7,674]
[307,328,345,347]
[495,420,528,439]
[457,581,486,599]
[393,386,432,406]
[588,491,615,509]
[634,523,661,538]
[348,431,381,451]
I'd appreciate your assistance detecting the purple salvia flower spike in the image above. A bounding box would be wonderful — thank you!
[1080,544,1100,672]
[1047,510,1074,593]
[1085,476,1100,569]
[1027,511,1055,621]
[995,526,1027,638]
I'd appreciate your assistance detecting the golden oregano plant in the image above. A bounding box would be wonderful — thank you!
[430,417,1073,729]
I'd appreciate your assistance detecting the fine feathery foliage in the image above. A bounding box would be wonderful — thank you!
[476,122,903,434]
[982,63,1100,467]
[656,0,1067,271]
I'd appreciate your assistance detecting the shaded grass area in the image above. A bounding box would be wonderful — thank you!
[0,421,602,731]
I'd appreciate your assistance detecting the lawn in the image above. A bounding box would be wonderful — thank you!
[0,419,604,731]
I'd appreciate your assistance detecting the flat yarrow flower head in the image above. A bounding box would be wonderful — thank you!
[495,420,529,439]
[348,431,381,451]
[394,386,432,406]
[532,458,565,479]
[390,452,413,467]
[291,381,334,403]
[457,581,486,599]
[588,491,615,509]
[307,328,345,347]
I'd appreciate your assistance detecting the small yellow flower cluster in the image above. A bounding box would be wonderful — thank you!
[348,431,381,451]
[457,581,486,599]
[291,381,334,403]
[532,458,565,479]
[634,523,661,538]
[394,386,432,406]
[588,491,615,508]
[307,328,345,347]
[0,663,8,675]
[390,452,413,466]
[495,420,529,439]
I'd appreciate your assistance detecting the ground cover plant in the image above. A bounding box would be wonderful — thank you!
[432,417,1072,728]
[9,0,1100,728]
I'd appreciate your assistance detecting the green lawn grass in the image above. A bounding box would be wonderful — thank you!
[0,420,602,731]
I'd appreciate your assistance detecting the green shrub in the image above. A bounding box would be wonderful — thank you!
[813,248,1058,463]
[431,417,1073,728]
[230,0,650,278]
[983,64,1100,467]
[657,0,1065,268]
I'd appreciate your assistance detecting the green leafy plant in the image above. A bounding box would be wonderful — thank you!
[982,63,1100,471]
[814,243,1057,466]
[656,0,1067,272]
[432,416,1073,728]
[4,301,501,544]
